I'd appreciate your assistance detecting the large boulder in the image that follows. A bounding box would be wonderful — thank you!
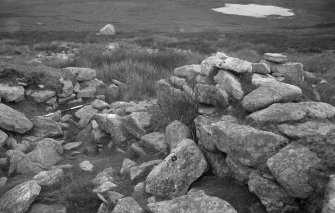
[66,67,96,81]
[212,121,288,166]
[94,114,128,145]
[267,143,321,198]
[278,121,335,139]
[98,24,116,36]
[0,103,33,134]
[0,83,25,102]
[145,139,208,197]
[165,120,190,150]
[0,180,41,213]
[247,102,307,124]
[31,116,63,138]
[148,190,237,213]
[17,138,63,174]
[214,70,244,100]
[248,171,297,213]
[241,82,302,112]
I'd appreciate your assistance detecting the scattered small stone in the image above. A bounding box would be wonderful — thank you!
[79,160,94,172]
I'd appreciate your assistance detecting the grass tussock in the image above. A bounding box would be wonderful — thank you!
[63,43,204,101]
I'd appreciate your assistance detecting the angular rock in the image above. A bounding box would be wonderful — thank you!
[31,116,63,138]
[251,63,271,74]
[0,129,8,147]
[92,167,117,193]
[195,74,214,85]
[247,102,307,123]
[214,70,244,100]
[194,84,228,107]
[130,160,162,181]
[106,191,124,205]
[0,177,7,188]
[145,139,208,197]
[202,149,229,178]
[122,111,151,139]
[174,64,201,82]
[6,149,25,175]
[63,141,82,150]
[120,158,136,175]
[27,204,66,213]
[94,114,128,144]
[248,171,297,213]
[141,132,168,153]
[133,181,146,197]
[106,83,119,103]
[79,160,94,172]
[66,67,97,81]
[170,76,187,88]
[32,169,64,187]
[299,101,335,119]
[267,143,321,198]
[212,121,288,166]
[278,121,335,139]
[194,115,219,152]
[17,138,63,174]
[0,180,41,213]
[75,105,98,128]
[112,197,143,213]
[58,94,76,104]
[0,103,33,134]
[77,87,96,98]
[99,24,116,35]
[91,99,110,110]
[216,57,252,73]
[0,83,25,102]
[264,53,287,64]
[271,62,303,82]
[241,82,302,112]
[226,156,251,183]
[148,190,237,213]
[165,120,190,150]
[323,175,335,213]
[59,78,73,98]
[29,90,56,103]
[200,53,228,76]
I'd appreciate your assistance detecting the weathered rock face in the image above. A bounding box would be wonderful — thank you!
[251,63,271,74]
[75,105,98,128]
[165,120,190,150]
[92,167,117,193]
[174,64,201,82]
[0,180,41,213]
[0,129,8,147]
[29,90,56,103]
[122,111,151,139]
[271,62,304,82]
[194,84,228,107]
[278,121,335,139]
[0,103,33,134]
[6,149,25,175]
[212,121,288,166]
[94,114,128,144]
[17,138,63,174]
[27,204,66,213]
[323,175,335,213]
[59,78,73,98]
[200,53,227,76]
[214,70,244,100]
[32,169,64,187]
[120,158,137,176]
[202,149,229,178]
[247,102,307,124]
[31,116,63,138]
[267,143,321,198]
[112,197,143,213]
[141,132,168,153]
[248,171,297,213]
[148,190,237,213]
[299,101,335,119]
[194,115,221,152]
[0,83,25,102]
[145,139,208,197]
[91,99,110,110]
[226,156,251,183]
[241,82,302,112]
[170,76,187,88]
[264,53,287,64]
[216,57,252,73]
[66,67,97,81]
[251,73,278,87]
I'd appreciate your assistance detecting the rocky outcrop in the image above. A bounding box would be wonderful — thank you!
[148,190,237,213]
[145,139,207,197]
[0,180,41,213]
[0,103,33,134]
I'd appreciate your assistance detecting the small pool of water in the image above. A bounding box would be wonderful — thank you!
[212,4,294,18]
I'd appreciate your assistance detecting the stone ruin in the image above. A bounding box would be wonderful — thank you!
[0,50,335,213]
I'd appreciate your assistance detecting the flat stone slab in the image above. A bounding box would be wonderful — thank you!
[0,103,33,134]
[264,53,287,64]
[278,121,335,139]
[63,142,82,150]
